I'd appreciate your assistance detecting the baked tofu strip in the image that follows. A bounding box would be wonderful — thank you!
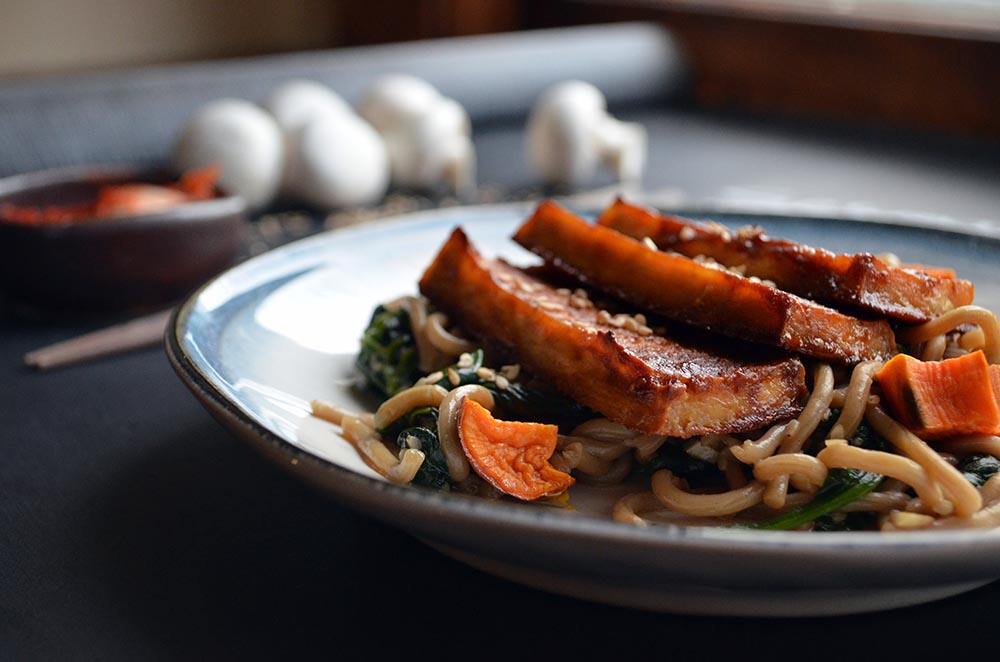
[598,199,974,323]
[514,201,898,365]
[418,227,806,438]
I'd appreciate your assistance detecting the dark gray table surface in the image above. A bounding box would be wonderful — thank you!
[5,26,1000,661]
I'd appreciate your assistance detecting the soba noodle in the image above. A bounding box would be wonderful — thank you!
[314,267,1000,532]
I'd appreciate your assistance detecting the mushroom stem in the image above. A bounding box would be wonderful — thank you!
[594,116,646,184]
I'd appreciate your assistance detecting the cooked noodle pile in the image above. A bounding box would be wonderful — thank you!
[314,290,1000,532]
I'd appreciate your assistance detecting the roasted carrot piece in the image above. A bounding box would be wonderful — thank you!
[991,364,1000,405]
[172,165,221,200]
[458,399,574,500]
[874,350,1000,439]
[92,184,189,218]
[0,167,219,226]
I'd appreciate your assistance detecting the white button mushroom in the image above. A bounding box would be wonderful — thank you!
[262,78,354,135]
[172,98,285,211]
[282,111,390,210]
[525,80,647,189]
[262,78,390,210]
[358,74,476,196]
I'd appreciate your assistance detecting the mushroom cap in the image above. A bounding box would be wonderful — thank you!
[284,111,390,209]
[525,80,645,188]
[172,98,284,210]
[357,74,475,193]
[357,73,444,132]
[525,81,609,187]
[381,97,474,190]
[263,78,354,135]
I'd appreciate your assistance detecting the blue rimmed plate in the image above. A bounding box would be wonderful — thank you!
[165,199,1000,617]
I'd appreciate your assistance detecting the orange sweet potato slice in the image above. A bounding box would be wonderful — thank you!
[991,364,1000,404]
[172,164,221,200]
[458,399,574,500]
[874,350,1000,439]
[598,198,974,323]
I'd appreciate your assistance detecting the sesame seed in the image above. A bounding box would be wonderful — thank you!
[476,367,496,380]
[448,368,460,385]
[634,313,647,325]
[556,288,571,296]
[642,236,658,250]
[424,371,444,383]
[679,227,696,241]
[539,300,565,311]
[494,374,510,390]
[403,434,423,451]
[706,221,731,240]
[457,353,474,368]
[637,325,653,336]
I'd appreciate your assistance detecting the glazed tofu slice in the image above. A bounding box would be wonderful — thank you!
[598,198,974,323]
[513,201,898,365]
[418,227,807,438]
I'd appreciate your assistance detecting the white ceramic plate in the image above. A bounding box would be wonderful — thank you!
[166,200,1000,617]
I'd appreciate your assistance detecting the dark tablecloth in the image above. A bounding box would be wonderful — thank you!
[5,24,1000,661]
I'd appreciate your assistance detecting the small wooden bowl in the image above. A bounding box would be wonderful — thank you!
[0,164,248,311]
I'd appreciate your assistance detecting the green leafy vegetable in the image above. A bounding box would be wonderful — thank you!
[959,454,1000,488]
[642,444,719,487]
[813,408,887,452]
[356,305,590,426]
[356,305,422,398]
[378,405,438,438]
[747,468,883,531]
[429,349,591,426]
[354,305,591,494]
[379,406,453,491]
[845,414,888,451]
[811,511,878,532]
[747,418,886,531]
[397,426,452,491]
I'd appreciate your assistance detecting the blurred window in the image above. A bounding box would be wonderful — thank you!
[632,0,1000,39]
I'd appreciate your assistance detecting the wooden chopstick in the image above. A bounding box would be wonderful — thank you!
[23,308,174,371]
